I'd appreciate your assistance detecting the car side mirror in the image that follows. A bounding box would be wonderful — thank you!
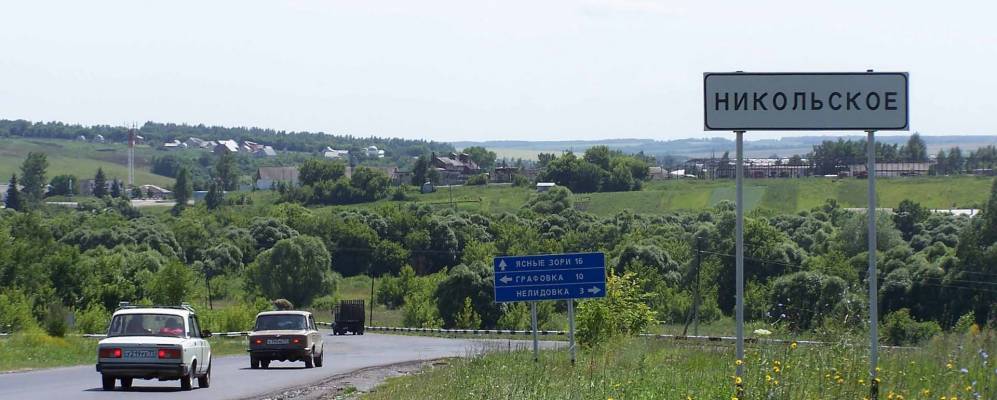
[202,330,212,338]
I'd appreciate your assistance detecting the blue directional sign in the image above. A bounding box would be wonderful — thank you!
[493,252,606,303]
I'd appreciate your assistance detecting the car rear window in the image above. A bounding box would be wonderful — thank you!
[108,314,186,337]
[254,314,306,331]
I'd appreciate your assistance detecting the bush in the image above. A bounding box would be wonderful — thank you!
[376,265,416,309]
[310,295,339,312]
[465,174,488,186]
[454,297,482,329]
[576,272,656,348]
[44,303,68,337]
[881,308,941,346]
[75,304,111,334]
[402,289,442,328]
[497,302,530,330]
[511,174,531,187]
[951,311,976,334]
[200,302,267,333]
[0,290,38,333]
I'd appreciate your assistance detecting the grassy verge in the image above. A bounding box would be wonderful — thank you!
[0,331,250,372]
[364,332,996,400]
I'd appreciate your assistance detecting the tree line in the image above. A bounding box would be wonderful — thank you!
[3,152,996,346]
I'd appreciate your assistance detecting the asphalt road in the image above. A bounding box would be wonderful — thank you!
[0,332,555,400]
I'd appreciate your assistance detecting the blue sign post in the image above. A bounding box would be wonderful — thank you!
[493,252,606,302]
[493,252,606,363]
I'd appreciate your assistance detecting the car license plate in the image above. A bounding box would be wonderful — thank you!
[266,338,290,345]
[123,349,155,358]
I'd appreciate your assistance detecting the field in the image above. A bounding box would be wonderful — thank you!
[379,176,992,217]
[0,138,173,187]
[364,332,996,400]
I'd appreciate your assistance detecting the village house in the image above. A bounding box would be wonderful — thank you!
[255,166,299,189]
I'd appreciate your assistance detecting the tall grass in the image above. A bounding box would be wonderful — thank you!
[0,329,250,372]
[365,331,996,400]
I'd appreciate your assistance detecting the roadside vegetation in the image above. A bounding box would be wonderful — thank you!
[364,331,995,400]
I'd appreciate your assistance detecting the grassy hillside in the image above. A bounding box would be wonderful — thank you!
[386,176,991,216]
[0,138,173,187]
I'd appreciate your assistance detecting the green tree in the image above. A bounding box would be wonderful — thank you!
[215,151,239,191]
[147,262,196,305]
[435,262,502,328]
[248,235,332,307]
[205,180,224,210]
[411,155,430,185]
[18,152,48,205]
[454,297,482,329]
[249,217,299,250]
[48,174,77,197]
[299,159,346,187]
[173,167,192,212]
[902,132,928,162]
[110,178,122,198]
[463,146,497,170]
[893,199,929,241]
[372,240,410,276]
[576,272,656,347]
[583,146,612,170]
[4,174,22,211]
[93,168,108,198]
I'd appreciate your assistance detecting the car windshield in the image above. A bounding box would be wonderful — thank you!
[107,313,186,337]
[254,314,306,331]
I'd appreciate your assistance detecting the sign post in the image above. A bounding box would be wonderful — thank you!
[704,71,908,399]
[494,252,606,364]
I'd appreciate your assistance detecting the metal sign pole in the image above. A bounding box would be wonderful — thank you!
[867,129,879,398]
[734,130,745,386]
[530,301,539,362]
[567,299,576,365]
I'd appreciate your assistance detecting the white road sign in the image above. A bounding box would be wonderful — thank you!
[704,72,908,131]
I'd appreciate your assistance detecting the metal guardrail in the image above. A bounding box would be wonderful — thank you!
[366,326,567,336]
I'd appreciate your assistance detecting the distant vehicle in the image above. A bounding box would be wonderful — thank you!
[95,303,212,391]
[332,300,366,335]
[248,311,324,369]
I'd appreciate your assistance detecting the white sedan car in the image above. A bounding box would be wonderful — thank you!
[95,304,212,391]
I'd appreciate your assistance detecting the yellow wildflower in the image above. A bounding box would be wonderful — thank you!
[735,359,743,366]
[735,376,742,385]
[773,360,781,367]
[790,341,798,350]
[766,374,772,383]
[773,366,781,373]
[836,378,845,384]
[946,362,954,369]
[922,389,931,396]
[773,380,779,386]
[859,379,865,385]
[887,391,895,400]
[965,386,972,392]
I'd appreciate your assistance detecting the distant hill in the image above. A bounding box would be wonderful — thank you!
[456,135,997,160]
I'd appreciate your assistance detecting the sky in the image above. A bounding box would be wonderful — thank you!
[1,0,996,142]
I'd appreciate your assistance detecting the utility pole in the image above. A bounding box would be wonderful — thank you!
[693,238,702,336]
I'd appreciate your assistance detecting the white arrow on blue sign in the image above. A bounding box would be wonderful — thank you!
[493,252,606,302]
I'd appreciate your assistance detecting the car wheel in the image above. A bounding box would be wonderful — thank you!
[261,360,270,369]
[198,364,211,388]
[181,362,193,391]
[314,349,323,367]
[120,377,133,389]
[101,375,115,391]
[250,356,259,369]
[304,353,314,369]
